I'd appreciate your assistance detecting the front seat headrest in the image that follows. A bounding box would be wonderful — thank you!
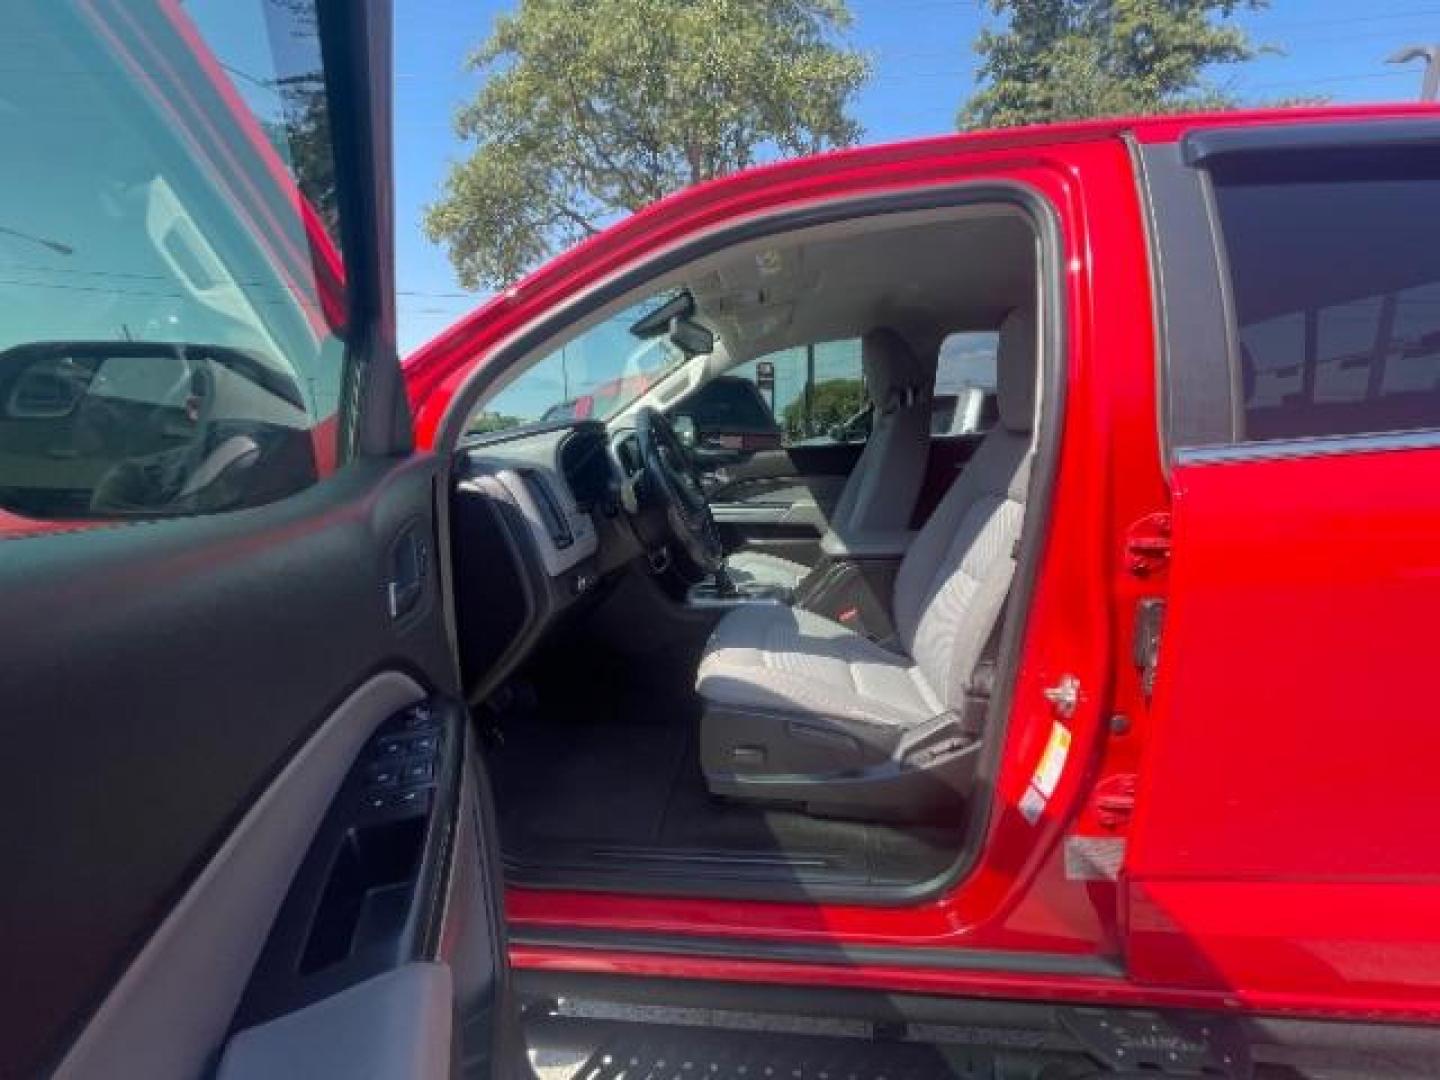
[861,328,928,414]
[996,308,1037,434]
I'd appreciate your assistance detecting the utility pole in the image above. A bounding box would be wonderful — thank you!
[1388,44,1440,102]
[804,344,816,436]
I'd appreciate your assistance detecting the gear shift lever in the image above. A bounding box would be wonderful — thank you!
[711,559,740,598]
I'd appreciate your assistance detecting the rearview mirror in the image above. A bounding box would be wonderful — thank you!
[668,317,714,358]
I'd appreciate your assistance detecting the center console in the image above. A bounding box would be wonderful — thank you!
[686,563,790,609]
[684,527,919,637]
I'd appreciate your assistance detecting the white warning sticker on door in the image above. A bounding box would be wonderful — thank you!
[1031,722,1072,800]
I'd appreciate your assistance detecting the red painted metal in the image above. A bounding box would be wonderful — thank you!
[405,104,1440,1021]
[1127,447,1440,1008]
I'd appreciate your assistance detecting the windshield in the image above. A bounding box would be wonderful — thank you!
[469,294,695,435]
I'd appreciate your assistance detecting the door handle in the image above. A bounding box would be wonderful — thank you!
[387,522,429,620]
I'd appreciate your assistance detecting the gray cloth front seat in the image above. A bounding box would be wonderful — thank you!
[696,308,1036,822]
[724,327,933,593]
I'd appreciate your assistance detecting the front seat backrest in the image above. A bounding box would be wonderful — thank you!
[892,308,1036,709]
[827,328,933,535]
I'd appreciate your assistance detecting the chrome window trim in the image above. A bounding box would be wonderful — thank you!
[1177,428,1440,466]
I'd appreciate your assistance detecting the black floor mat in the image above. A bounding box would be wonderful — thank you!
[488,647,963,896]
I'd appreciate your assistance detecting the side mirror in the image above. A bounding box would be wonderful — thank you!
[672,414,698,448]
[0,341,313,520]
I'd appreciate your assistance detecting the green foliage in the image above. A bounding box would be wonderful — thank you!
[425,0,869,290]
[467,412,525,435]
[959,0,1268,130]
[781,378,866,441]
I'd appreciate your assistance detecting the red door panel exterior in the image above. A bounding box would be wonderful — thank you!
[1129,446,1440,1011]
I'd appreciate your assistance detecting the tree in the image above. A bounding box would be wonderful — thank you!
[781,378,866,441]
[467,412,525,435]
[425,0,869,291]
[959,0,1266,130]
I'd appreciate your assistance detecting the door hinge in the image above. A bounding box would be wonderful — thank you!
[1093,772,1138,829]
[1125,511,1172,577]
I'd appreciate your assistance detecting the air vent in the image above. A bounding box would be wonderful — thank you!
[518,469,574,550]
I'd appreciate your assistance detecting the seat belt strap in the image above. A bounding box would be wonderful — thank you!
[957,601,1007,739]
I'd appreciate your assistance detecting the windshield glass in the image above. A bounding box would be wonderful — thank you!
[469,294,695,435]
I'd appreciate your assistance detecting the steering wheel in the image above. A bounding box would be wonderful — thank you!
[632,406,724,578]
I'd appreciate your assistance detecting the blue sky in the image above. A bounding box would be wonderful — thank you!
[394,0,1440,354]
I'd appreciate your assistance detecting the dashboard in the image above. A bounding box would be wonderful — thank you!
[449,420,644,698]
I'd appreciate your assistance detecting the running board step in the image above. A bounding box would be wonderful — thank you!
[526,1016,1102,1079]
[1058,1007,1252,1078]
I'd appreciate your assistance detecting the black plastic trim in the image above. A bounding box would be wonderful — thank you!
[1177,427,1440,466]
[1135,140,1237,451]
[1182,118,1440,166]
[441,182,1070,912]
[518,970,1065,1030]
[510,926,1119,977]
[318,0,405,461]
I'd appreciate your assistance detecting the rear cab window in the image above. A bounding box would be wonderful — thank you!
[1153,126,1440,454]
[1212,144,1440,445]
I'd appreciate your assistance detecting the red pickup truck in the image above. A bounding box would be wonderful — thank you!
[6,2,1440,1078]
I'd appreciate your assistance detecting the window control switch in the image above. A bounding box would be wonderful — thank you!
[373,735,408,758]
[401,760,433,785]
[365,763,399,788]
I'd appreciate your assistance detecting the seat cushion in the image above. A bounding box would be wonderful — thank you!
[724,550,811,592]
[696,604,942,739]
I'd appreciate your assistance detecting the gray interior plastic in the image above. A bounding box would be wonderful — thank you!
[218,963,452,1080]
[819,528,917,559]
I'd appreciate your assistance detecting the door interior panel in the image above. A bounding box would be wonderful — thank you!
[232,698,468,1031]
[705,443,863,561]
[0,455,494,1078]
[219,963,453,1080]
[56,672,427,1080]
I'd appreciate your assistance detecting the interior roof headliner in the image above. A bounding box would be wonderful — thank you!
[682,206,1037,362]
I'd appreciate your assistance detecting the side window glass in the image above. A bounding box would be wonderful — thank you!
[0,2,346,535]
[1210,149,1440,444]
[470,291,693,434]
[933,332,1000,436]
[723,340,867,448]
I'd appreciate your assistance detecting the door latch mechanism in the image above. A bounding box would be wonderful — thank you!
[1043,674,1081,718]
